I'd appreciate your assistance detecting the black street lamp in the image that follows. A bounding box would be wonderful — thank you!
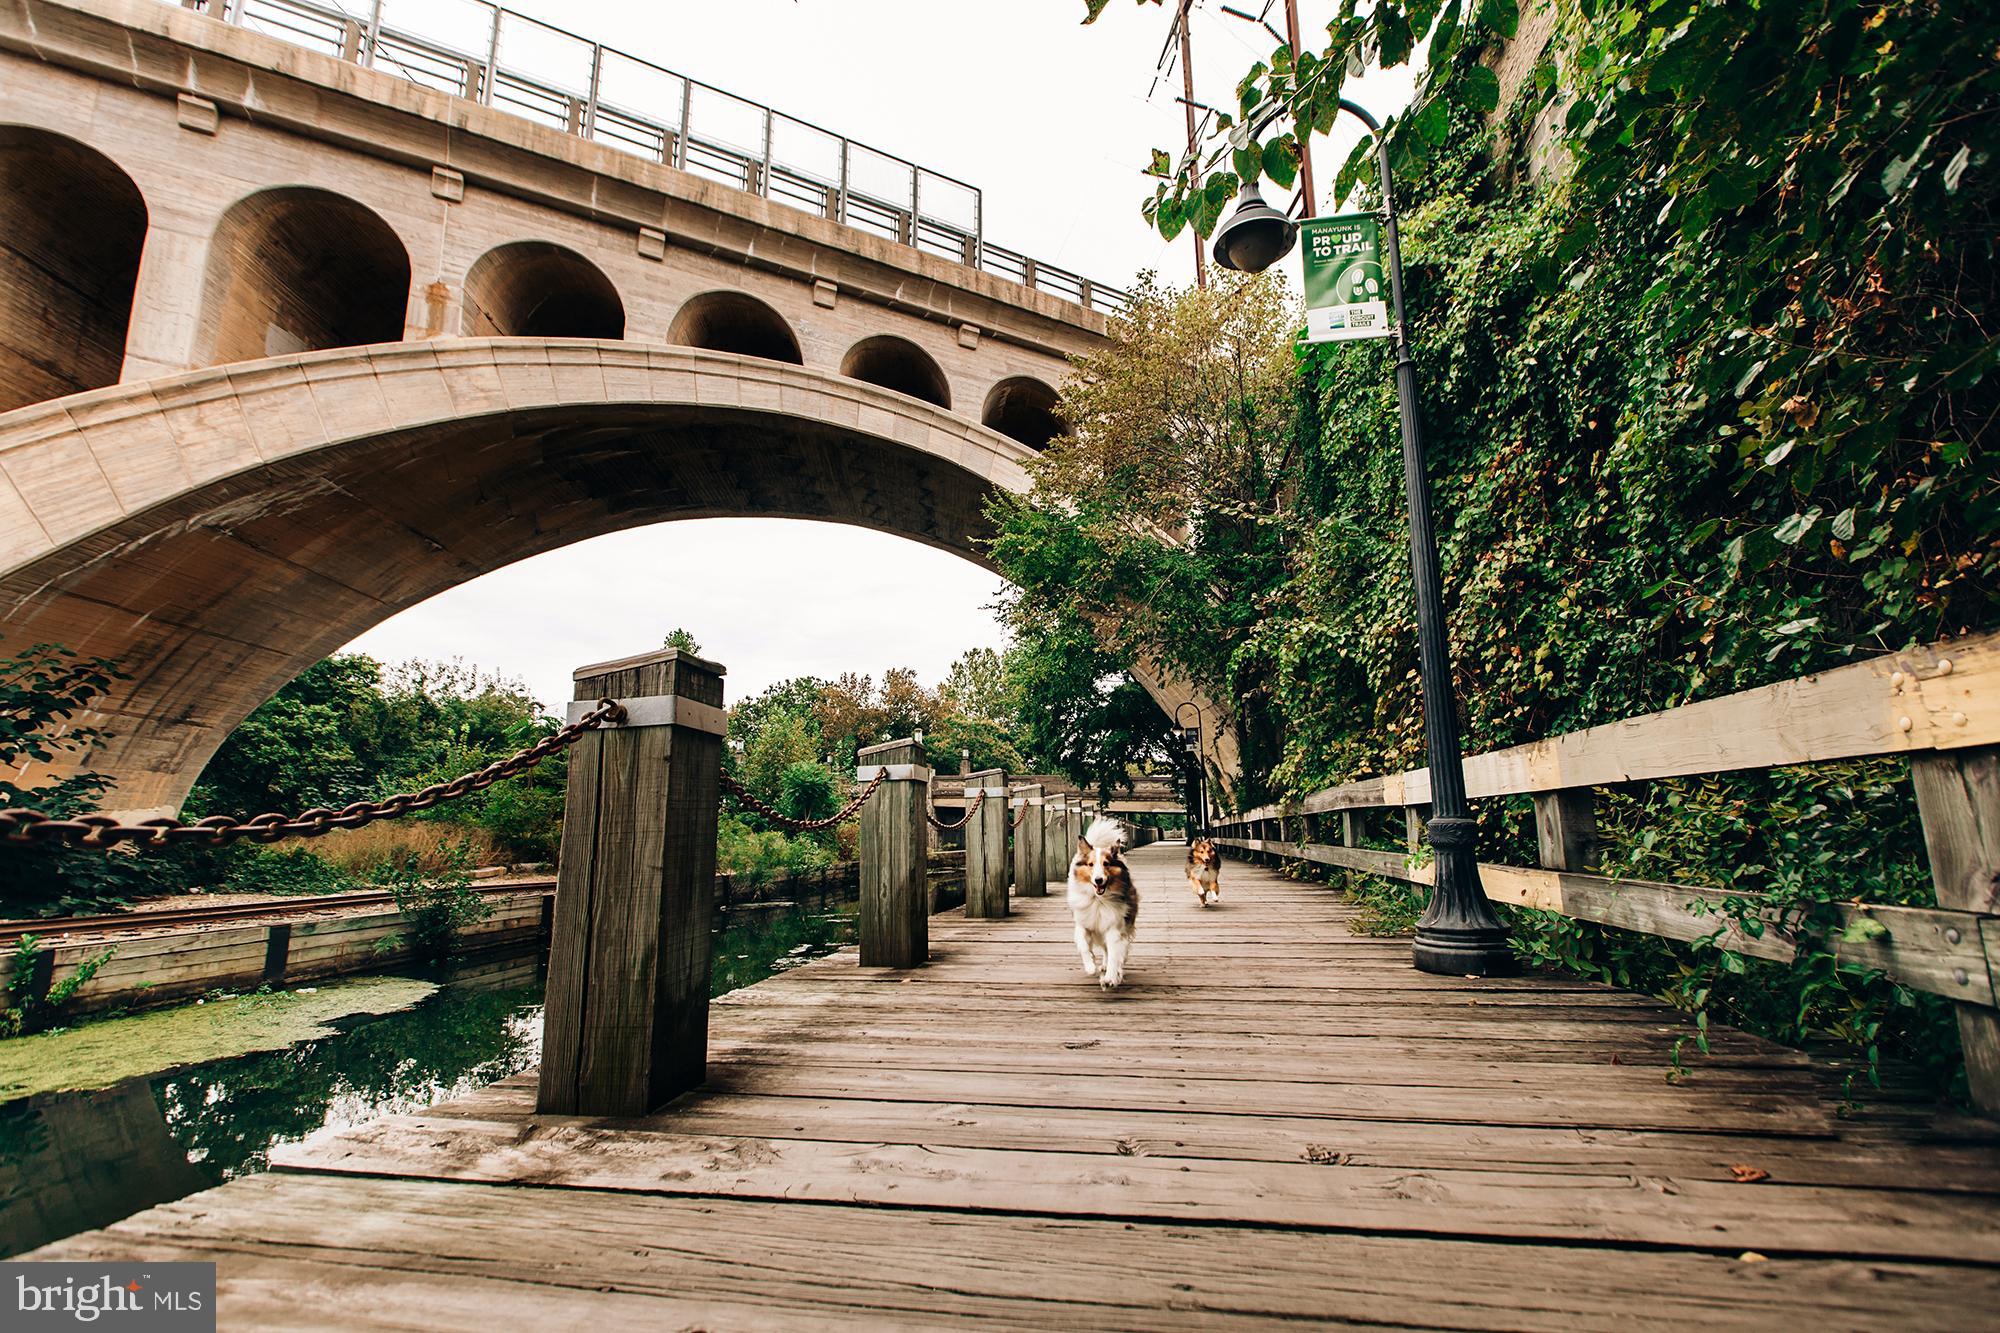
[1173,701,1206,839]
[1209,99,1513,976]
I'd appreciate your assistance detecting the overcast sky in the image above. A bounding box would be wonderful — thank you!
[342,0,1418,711]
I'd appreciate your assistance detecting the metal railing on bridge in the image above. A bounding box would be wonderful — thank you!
[172,0,1130,315]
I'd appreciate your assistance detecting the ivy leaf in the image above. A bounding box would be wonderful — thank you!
[1428,5,1461,74]
[1462,65,1501,114]
[1942,144,1971,194]
[1773,617,1819,636]
[1414,97,1450,148]
[1147,148,1173,178]
[1263,136,1300,190]
[1377,9,1414,67]
[1233,145,1263,183]
[1156,193,1187,242]
[1830,508,1856,541]
[1840,916,1888,944]
[1476,0,1518,40]
[1773,508,1822,546]
[1881,133,1935,198]
[1763,440,1795,467]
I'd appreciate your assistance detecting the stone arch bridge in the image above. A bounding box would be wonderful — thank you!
[0,0,1236,814]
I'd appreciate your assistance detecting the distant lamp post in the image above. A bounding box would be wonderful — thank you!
[1173,702,1207,839]
[1206,98,1514,977]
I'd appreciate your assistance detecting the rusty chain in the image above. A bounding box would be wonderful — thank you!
[925,787,986,832]
[0,700,626,851]
[720,766,888,834]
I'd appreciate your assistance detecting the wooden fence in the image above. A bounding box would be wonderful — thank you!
[1210,629,2000,1109]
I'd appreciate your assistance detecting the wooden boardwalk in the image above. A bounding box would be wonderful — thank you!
[31,844,2000,1329]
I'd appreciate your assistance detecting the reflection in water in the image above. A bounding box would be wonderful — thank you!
[1,904,855,1258]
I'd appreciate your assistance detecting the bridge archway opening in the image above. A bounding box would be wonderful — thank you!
[666,290,803,364]
[195,187,410,365]
[0,127,148,413]
[982,376,1066,450]
[461,241,624,339]
[840,335,950,410]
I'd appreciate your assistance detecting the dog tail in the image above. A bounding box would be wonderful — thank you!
[1084,817,1127,852]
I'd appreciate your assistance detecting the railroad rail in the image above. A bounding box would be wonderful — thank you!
[0,880,557,946]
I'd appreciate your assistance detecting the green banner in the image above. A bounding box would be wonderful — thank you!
[1300,214,1391,343]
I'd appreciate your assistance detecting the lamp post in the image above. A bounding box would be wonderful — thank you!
[1209,99,1513,977]
[1173,702,1206,839]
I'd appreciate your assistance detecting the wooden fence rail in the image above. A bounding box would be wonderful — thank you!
[1211,629,2000,1110]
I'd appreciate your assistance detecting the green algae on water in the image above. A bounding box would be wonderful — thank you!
[0,975,438,1100]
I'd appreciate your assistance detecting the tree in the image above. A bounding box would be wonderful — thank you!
[0,643,178,916]
[662,628,704,654]
[987,271,1300,801]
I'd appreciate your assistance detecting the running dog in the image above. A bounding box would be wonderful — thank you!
[1186,837,1221,906]
[1069,817,1139,990]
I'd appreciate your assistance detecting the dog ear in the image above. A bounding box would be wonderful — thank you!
[1077,836,1093,856]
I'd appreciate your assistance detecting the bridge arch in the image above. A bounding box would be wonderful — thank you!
[840,335,951,409]
[0,126,148,413]
[982,375,1066,449]
[461,241,625,340]
[667,290,803,365]
[195,186,411,366]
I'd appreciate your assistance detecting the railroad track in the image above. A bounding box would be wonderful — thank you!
[0,879,557,945]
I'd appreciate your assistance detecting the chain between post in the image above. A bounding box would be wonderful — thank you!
[925,788,986,832]
[0,700,627,851]
[720,767,889,834]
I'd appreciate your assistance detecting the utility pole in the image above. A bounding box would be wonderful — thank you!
[1282,0,1317,214]
[1177,0,1207,289]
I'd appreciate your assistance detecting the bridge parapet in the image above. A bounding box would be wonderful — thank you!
[0,0,1103,438]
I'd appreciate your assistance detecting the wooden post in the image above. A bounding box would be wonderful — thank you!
[1912,748,2000,1113]
[1044,797,1069,884]
[1012,783,1046,897]
[1405,807,1426,858]
[538,648,726,1117]
[1533,789,1601,872]
[857,737,931,967]
[1341,811,1358,847]
[964,768,1010,918]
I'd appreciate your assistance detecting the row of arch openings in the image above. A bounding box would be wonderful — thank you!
[0,128,1065,446]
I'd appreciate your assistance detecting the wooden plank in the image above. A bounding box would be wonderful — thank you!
[1912,747,2000,1113]
[857,737,927,966]
[454,1087,2000,1192]
[271,1115,1995,1262]
[1235,630,1999,821]
[39,1175,2000,1333]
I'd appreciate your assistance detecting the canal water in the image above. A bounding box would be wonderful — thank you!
[0,902,855,1258]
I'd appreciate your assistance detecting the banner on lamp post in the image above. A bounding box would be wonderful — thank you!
[1301,214,1392,343]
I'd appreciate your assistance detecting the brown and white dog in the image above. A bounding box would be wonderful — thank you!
[1069,817,1138,989]
[1186,837,1221,906]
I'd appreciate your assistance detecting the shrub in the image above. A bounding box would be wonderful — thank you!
[2,935,116,1036]
[222,846,356,896]
[371,840,489,965]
